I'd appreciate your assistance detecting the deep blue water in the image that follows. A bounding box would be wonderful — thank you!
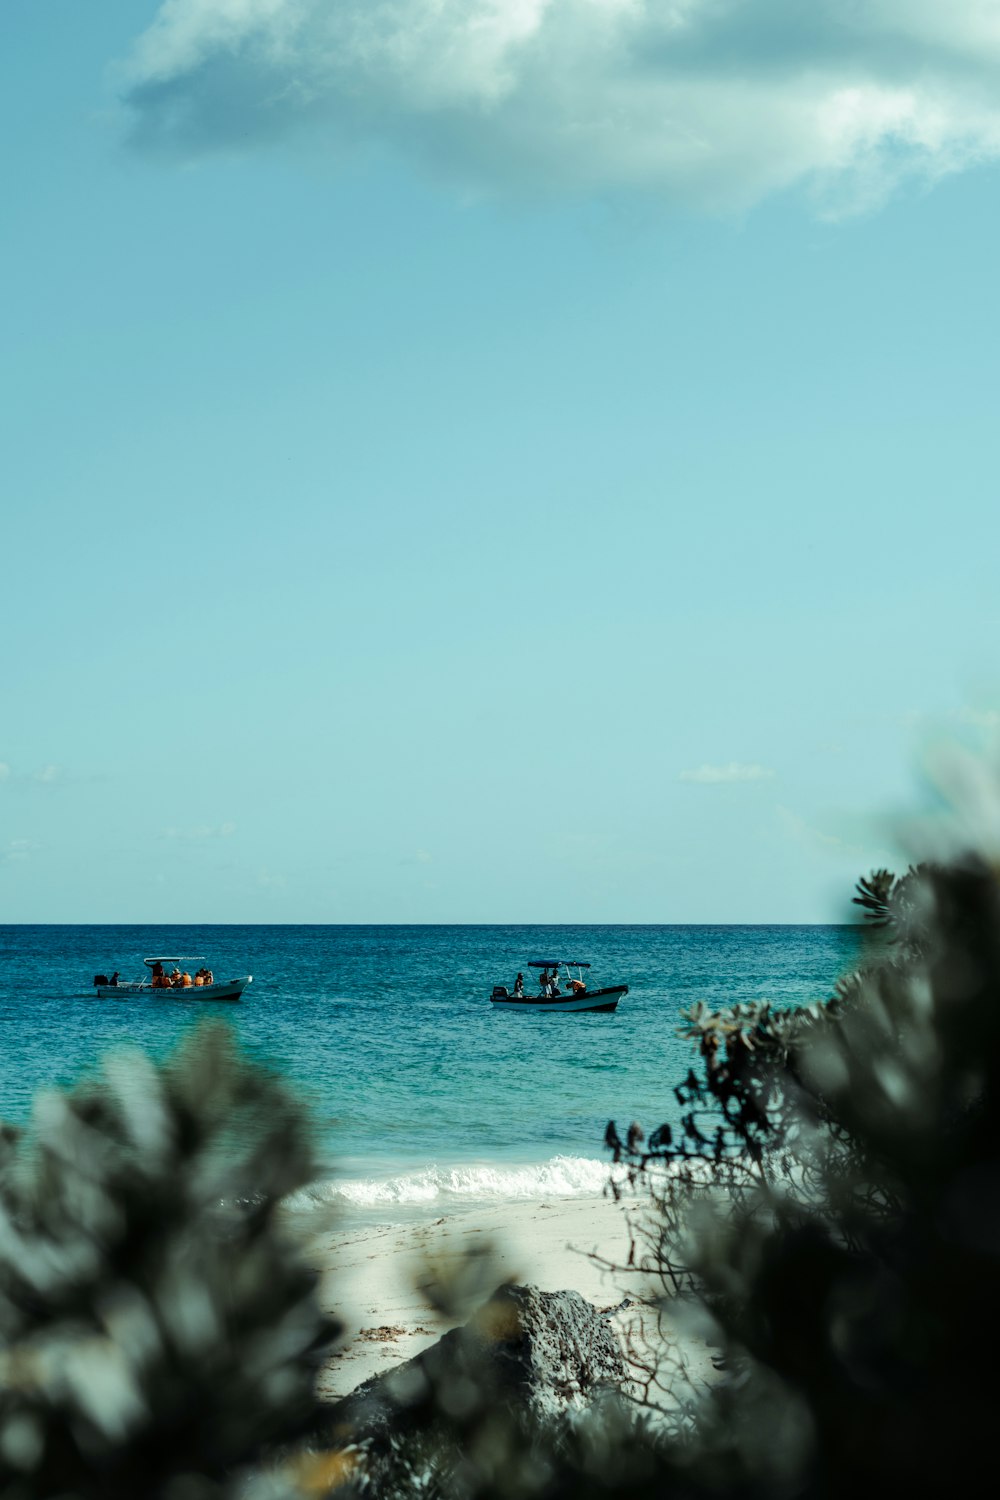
[0,925,862,1218]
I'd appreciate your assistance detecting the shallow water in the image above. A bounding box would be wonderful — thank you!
[0,924,862,1221]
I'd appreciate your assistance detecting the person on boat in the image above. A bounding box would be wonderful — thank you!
[150,962,167,989]
[180,970,193,988]
[513,973,525,997]
[203,968,214,986]
[109,971,119,987]
[170,967,182,987]
[570,977,587,995]
[539,968,550,996]
[549,968,562,996]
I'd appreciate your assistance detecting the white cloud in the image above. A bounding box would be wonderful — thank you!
[776,804,862,855]
[0,763,60,785]
[121,0,1000,214]
[1,838,40,865]
[160,821,237,840]
[679,761,775,783]
[778,806,891,871]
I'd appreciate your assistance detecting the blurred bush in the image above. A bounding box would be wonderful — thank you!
[604,838,1000,1494]
[0,1022,337,1500]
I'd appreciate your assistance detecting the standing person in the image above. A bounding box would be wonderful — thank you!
[513,972,525,997]
[549,966,562,996]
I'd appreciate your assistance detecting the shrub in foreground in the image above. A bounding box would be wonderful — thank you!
[0,1023,337,1500]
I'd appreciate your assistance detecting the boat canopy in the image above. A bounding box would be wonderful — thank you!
[144,956,207,967]
[528,960,591,968]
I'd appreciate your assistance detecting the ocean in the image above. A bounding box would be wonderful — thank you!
[0,925,863,1226]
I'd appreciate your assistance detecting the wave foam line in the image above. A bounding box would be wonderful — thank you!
[284,1154,617,1212]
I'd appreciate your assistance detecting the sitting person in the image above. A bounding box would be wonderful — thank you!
[180,971,193,988]
[170,967,183,987]
[203,969,214,986]
[150,962,168,989]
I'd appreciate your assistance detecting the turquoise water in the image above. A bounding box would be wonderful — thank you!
[0,925,862,1220]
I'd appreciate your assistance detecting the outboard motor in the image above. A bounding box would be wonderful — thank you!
[93,974,108,987]
[491,985,510,999]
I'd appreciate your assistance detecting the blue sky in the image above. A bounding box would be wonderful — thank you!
[3,0,1000,922]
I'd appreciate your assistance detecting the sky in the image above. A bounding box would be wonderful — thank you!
[3,0,1000,923]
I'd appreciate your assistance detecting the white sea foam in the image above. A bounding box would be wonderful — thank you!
[283,1153,616,1217]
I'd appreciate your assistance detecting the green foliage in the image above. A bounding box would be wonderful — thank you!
[0,1022,337,1500]
[604,852,1000,1496]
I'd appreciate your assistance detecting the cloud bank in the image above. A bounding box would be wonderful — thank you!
[120,0,1000,213]
[679,761,775,783]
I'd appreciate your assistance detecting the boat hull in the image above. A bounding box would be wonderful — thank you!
[490,984,627,1014]
[95,977,251,1002]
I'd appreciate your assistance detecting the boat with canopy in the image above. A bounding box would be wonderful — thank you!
[490,960,627,1013]
[93,958,251,1002]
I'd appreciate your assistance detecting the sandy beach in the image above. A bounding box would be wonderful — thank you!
[304,1193,711,1402]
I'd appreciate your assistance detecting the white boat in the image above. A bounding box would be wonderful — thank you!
[93,957,251,1002]
[490,960,627,1014]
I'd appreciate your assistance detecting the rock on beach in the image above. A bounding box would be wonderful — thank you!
[322,1283,629,1483]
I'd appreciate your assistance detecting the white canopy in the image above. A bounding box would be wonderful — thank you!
[144,956,207,966]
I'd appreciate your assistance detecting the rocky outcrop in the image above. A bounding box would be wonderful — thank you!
[321,1285,628,1488]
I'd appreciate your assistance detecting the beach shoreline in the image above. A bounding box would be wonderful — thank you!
[303,1192,705,1401]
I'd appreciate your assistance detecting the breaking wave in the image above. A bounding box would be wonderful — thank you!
[284,1154,615,1216]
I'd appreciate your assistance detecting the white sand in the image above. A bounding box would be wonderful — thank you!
[303,1194,712,1402]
